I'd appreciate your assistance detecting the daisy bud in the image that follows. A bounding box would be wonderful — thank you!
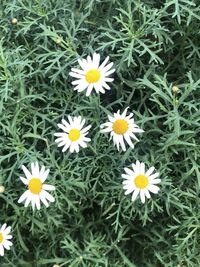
[53,265,60,267]
[55,37,62,45]
[172,85,180,94]
[0,186,5,193]
[11,18,18,25]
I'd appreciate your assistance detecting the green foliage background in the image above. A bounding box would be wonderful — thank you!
[0,0,200,266]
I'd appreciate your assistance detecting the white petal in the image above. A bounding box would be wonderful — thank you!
[19,177,29,185]
[57,123,68,133]
[124,133,135,148]
[0,245,4,256]
[79,118,86,129]
[103,68,115,77]
[18,191,29,203]
[98,56,109,71]
[86,55,92,65]
[31,197,36,211]
[140,190,146,203]
[41,169,50,183]
[39,165,46,177]
[151,179,161,184]
[35,195,41,210]
[148,184,160,194]
[54,132,66,137]
[69,142,76,153]
[69,71,84,79]
[79,140,87,148]
[40,194,49,207]
[4,226,11,235]
[3,240,12,250]
[75,82,89,92]
[71,68,85,75]
[140,162,145,174]
[72,78,84,85]
[101,62,114,73]
[31,162,39,177]
[121,107,128,118]
[122,174,132,180]
[22,165,32,179]
[74,143,80,153]
[5,235,12,240]
[43,184,55,191]
[129,131,139,142]
[102,82,110,90]
[24,195,32,207]
[93,53,100,68]
[118,135,126,151]
[144,189,151,199]
[62,142,71,152]
[1,224,7,232]
[57,140,67,147]
[100,126,112,133]
[149,173,159,180]
[136,160,141,170]
[67,115,73,124]
[124,187,134,195]
[124,167,134,176]
[81,124,91,134]
[41,190,55,203]
[78,58,86,70]
[131,189,139,201]
[104,77,114,82]
[145,166,155,177]
[86,84,93,96]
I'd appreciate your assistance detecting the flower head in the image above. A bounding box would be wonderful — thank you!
[100,107,144,151]
[18,162,55,210]
[69,53,115,96]
[0,223,13,256]
[122,160,161,203]
[54,116,91,153]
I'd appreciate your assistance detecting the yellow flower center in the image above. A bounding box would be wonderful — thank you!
[134,175,149,189]
[68,129,81,141]
[28,178,42,194]
[85,69,101,83]
[0,233,3,243]
[112,119,128,135]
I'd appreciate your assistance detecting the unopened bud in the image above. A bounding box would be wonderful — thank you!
[11,18,18,25]
[172,85,179,94]
[55,37,62,45]
[0,186,5,193]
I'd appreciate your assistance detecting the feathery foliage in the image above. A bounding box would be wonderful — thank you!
[0,0,200,266]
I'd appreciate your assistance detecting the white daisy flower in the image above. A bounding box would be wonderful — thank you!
[69,53,115,96]
[18,162,55,210]
[0,223,13,256]
[100,107,144,151]
[54,116,91,153]
[122,160,161,203]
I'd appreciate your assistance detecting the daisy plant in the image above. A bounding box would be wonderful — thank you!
[100,107,144,151]
[0,223,13,256]
[69,52,115,96]
[54,116,91,153]
[122,160,161,203]
[18,162,55,210]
